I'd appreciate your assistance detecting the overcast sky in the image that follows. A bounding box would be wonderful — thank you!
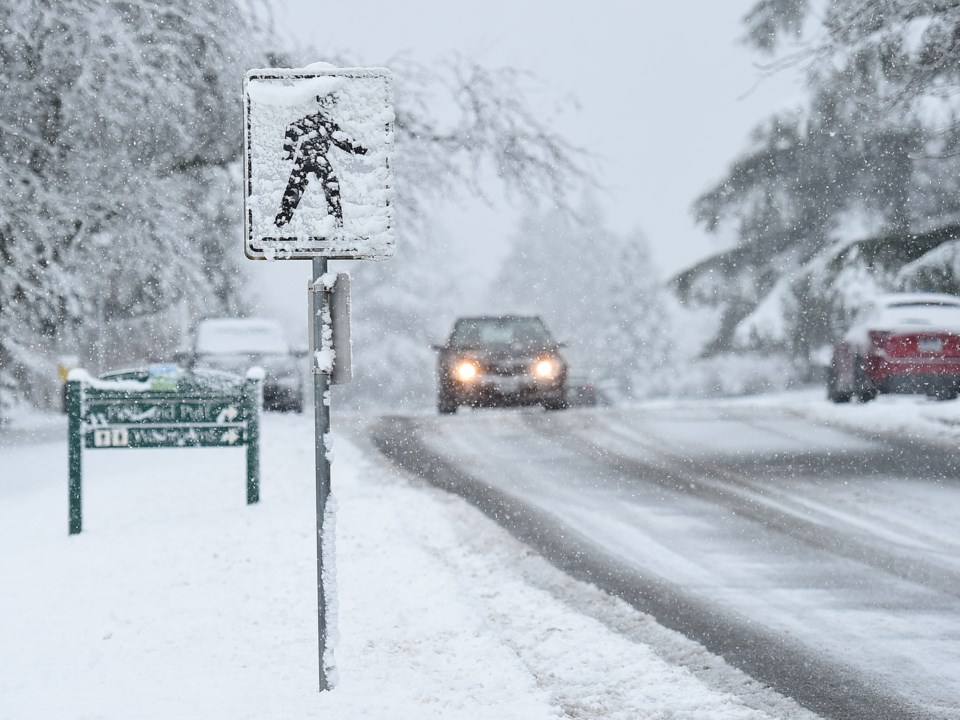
[269,0,805,279]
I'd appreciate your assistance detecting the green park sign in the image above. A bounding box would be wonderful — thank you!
[66,367,262,534]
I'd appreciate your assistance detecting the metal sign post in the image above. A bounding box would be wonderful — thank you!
[311,257,333,691]
[243,65,394,692]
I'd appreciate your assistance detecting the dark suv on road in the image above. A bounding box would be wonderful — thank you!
[434,315,568,413]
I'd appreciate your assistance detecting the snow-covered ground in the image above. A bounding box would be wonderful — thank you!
[3,389,958,719]
[643,386,960,447]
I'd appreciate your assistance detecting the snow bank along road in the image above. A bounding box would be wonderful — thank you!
[369,396,960,720]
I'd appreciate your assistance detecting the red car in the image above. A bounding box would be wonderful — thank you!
[828,293,960,403]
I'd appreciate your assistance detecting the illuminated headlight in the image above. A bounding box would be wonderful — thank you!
[533,358,558,380]
[454,359,480,383]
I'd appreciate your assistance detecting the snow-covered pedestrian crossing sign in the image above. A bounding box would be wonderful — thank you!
[243,65,395,260]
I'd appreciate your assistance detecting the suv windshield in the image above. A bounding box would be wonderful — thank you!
[449,317,553,348]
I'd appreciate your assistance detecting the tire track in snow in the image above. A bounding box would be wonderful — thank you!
[524,409,960,601]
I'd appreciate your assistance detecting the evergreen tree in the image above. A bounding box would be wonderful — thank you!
[686,0,960,365]
[495,203,670,398]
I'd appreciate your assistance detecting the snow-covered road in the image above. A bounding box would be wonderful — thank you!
[370,392,960,719]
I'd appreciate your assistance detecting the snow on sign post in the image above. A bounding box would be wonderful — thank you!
[242,64,395,693]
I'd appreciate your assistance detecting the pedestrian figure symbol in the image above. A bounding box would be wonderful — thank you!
[244,67,395,260]
[274,93,368,228]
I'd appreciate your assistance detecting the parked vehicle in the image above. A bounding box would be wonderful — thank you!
[828,293,960,403]
[182,318,305,412]
[434,315,568,413]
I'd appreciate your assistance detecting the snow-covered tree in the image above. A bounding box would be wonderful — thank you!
[684,0,960,369]
[0,0,264,415]
[494,202,671,398]
[747,0,960,112]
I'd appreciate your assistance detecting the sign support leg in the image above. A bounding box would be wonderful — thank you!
[312,256,332,692]
[67,380,83,535]
[244,377,261,504]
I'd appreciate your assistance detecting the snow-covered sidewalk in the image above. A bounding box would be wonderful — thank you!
[0,411,816,719]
